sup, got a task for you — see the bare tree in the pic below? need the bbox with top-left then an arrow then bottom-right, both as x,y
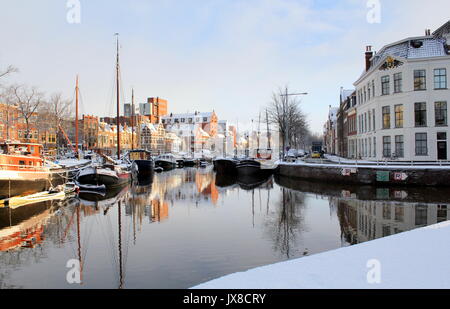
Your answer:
267,86 -> 310,157
0,65 -> 18,81
9,84 -> 45,142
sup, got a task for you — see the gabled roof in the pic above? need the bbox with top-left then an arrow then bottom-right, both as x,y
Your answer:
433,20 -> 450,38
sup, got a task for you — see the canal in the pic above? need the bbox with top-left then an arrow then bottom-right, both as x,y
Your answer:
0,167 -> 449,289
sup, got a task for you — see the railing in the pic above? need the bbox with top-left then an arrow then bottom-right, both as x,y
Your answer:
0,163 -> 49,172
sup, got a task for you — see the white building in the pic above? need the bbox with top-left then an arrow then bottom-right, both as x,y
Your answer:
354,21 -> 450,161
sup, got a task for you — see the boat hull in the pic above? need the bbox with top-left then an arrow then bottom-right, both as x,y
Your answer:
236,159 -> 273,178
77,167 -> 131,188
155,160 -> 176,171
214,159 -> 238,175
133,160 -> 154,176
0,169 -> 68,200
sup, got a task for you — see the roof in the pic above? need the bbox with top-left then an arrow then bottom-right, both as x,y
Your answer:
161,112 -> 214,120
340,89 -> 354,102
372,37 -> 447,67
433,20 -> 450,38
356,36 -> 448,84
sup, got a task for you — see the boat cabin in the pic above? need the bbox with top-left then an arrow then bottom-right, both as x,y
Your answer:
128,150 -> 152,161
0,142 -> 45,170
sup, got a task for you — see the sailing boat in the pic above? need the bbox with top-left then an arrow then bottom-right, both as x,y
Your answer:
77,34 -> 131,189
236,112 -> 274,179
256,109 -> 272,160
213,121 -> 239,175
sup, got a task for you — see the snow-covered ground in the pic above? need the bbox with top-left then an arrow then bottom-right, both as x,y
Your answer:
193,221 -> 450,289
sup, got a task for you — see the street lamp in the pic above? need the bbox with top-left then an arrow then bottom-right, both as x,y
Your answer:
279,89 -> 308,161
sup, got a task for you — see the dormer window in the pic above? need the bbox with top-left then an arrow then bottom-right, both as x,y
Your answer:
411,40 -> 423,48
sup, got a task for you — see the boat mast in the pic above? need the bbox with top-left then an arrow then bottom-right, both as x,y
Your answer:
115,33 -> 121,158
131,88 -> 135,151
76,206 -> 83,284
257,112 -> 261,155
266,109 -> 271,150
118,200 -> 124,289
75,75 -> 79,159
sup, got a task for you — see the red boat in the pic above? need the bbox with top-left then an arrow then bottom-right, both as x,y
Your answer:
0,142 -> 68,199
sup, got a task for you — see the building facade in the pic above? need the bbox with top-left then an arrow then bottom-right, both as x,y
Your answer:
353,23 -> 450,161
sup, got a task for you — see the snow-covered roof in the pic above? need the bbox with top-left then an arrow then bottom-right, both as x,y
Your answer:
340,89 -> 354,102
141,122 -> 157,132
355,26 -> 450,84
329,107 -> 339,121
371,37 -> 447,68
161,112 -> 214,120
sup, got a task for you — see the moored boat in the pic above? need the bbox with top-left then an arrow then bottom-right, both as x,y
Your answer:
236,158 -> 274,178
77,165 -> 131,189
214,157 -> 239,175
154,154 -> 177,171
0,142 -> 68,200
128,150 -> 154,176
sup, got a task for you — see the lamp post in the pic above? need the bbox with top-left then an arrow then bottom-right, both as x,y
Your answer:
280,89 -> 308,161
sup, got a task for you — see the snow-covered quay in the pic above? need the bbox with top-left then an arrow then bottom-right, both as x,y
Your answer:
193,221 -> 450,289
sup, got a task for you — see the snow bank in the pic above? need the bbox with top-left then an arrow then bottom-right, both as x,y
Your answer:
192,221 -> 450,289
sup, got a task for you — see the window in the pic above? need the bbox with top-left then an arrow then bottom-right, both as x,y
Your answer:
395,104 -> 404,128
414,70 -> 426,91
364,113 -> 367,132
434,68 -> 447,89
415,103 -> 427,127
394,73 -> 402,93
437,132 -> 447,141
415,133 -> 428,156
372,80 -> 375,97
203,117 -> 208,122
373,137 -> 377,157
372,109 -> 376,131
381,76 -> 390,95
435,101 -> 447,126
382,106 -> 390,129
383,136 -> 391,158
395,135 -> 404,158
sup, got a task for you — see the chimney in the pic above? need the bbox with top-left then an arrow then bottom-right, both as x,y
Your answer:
425,29 -> 431,36
365,46 -> 373,71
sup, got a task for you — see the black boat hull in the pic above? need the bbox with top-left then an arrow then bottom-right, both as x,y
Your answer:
155,160 -> 176,171
77,169 -> 131,189
0,169 -> 68,200
215,159 -> 238,175
236,159 -> 273,178
133,160 -> 154,175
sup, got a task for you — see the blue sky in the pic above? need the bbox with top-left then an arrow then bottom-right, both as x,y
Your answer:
1,0 -> 449,133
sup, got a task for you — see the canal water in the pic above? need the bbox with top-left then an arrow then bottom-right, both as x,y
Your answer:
1,167 -> 449,289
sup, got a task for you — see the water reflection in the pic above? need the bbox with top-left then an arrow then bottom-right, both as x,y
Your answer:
0,168 -> 449,288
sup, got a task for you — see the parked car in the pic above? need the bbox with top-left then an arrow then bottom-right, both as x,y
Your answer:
311,151 -> 321,159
